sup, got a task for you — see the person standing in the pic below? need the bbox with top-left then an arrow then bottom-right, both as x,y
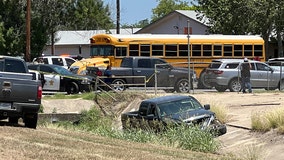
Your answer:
240,58 -> 252,93
104,65 -> 112,91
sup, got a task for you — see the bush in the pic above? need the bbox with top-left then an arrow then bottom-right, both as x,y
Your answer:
251,108 -> 284,133
209,102 -> 229,124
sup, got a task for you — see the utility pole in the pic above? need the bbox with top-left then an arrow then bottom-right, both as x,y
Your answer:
25,0 -> 31,62
116,0 -> 120,34
187,20 -> 191,93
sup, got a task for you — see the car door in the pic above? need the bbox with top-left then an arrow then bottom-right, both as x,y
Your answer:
132,59 -> 155,86
132,59 -> 170,87
250,62 -> 278,88
39,65 -> 61,91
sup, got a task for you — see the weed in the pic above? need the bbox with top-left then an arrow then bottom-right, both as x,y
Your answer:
210,102 -> 229,124
239,143 -> 266,160
251,108 -> 284,133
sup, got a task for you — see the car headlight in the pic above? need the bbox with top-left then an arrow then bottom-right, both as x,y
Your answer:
81,78 -> 91,84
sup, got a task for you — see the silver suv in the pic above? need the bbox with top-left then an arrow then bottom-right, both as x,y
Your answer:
204,59 -> 284,92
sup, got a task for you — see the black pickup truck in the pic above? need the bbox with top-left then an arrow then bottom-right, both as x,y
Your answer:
99,57 -> 196,93
0,56 -> 42,128
121,95 -> 227,136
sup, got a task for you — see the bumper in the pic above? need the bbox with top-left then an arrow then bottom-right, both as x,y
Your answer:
211,124 -> 227,136
0,102 -> 40,118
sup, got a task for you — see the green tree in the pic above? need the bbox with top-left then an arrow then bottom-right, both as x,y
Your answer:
0,0 -> 26,56
0,22 -> 6,53
152,0 -> 190,22
67,0 -> 114,31
121,19 -> 150,28
32,0 -> 75,56
193,0 -> 284,57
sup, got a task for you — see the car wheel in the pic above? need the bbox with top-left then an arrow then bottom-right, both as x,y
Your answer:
24,113 -> 38,129
175,79 -> 191,93
112,79 -> 126,92
9,117 -> 18,124
67,82 -> 79,94
83,84 -> 93,92
215,85 -> 227,92
228,78 -> 241,92
279,79 -> 284,91
198,70 -> 212,89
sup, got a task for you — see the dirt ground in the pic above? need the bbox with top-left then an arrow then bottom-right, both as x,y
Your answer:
190,91 -> 284,160
40,91 -> 284,159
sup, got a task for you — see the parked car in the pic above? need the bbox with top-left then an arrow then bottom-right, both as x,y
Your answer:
97,57 -> 196,93
204,59 -> 284,92
28,64 -> 95,94
32,56 -> 77,69
121,95 -> 227,136
267,57 -> 284,71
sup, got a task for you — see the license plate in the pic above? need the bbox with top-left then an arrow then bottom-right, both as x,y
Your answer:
0,102 -> 11,109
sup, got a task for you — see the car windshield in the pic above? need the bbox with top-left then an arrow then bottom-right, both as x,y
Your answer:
157,97 -> 203,117
53,65 -> 73,75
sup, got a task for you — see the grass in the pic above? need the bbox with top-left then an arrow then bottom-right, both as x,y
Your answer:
43,92 -> 95,100
209,102 -> 229,124
42,92 -> 223,153
238,144 -> 266,160
251,107 -> 284,133
49,108 -> 221,153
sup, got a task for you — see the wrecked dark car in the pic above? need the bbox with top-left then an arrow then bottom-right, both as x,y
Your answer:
121,95 -> 226,136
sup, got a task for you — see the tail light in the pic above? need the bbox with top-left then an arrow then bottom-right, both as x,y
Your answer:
96,70 -> 102,76
37,86 -> 42,99
213,70 -> 224,74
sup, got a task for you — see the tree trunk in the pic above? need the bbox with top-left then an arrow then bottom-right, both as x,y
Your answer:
277,30 -> 283,57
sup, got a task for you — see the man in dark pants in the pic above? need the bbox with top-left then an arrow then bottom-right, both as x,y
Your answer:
240,58 -> 252,93
104,65 -> 112,91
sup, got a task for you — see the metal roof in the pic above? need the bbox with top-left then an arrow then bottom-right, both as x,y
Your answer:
53,28 -> 141,45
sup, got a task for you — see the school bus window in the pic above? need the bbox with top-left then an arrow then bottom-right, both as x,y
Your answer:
192,44 -> 201,56
224,44 -> 233,57
213,45 -> 222,56
244,45 -> 253,56
179,44 -> 189,57
129,44 -> 139,56
115,47 -> 127,57
203,44 -> 212,57
141,44 -> 150,56
234,44 -> 242,57
254,45 -> 263,57
90,45 -> 113,56
165,44 -> 177,57
152,44 -> 163,56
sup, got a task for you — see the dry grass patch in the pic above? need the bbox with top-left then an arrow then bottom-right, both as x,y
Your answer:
251,107 -> 284,133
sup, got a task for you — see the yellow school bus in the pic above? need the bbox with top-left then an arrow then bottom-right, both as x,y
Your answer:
89,34 -> 265,88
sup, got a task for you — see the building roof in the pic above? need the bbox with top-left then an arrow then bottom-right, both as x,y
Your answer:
174,10 -> 209,25
135,10 -> 208,34
53,28 -> 141,45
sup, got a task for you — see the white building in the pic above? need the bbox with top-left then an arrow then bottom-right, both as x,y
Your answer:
42,28 -> 141,58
